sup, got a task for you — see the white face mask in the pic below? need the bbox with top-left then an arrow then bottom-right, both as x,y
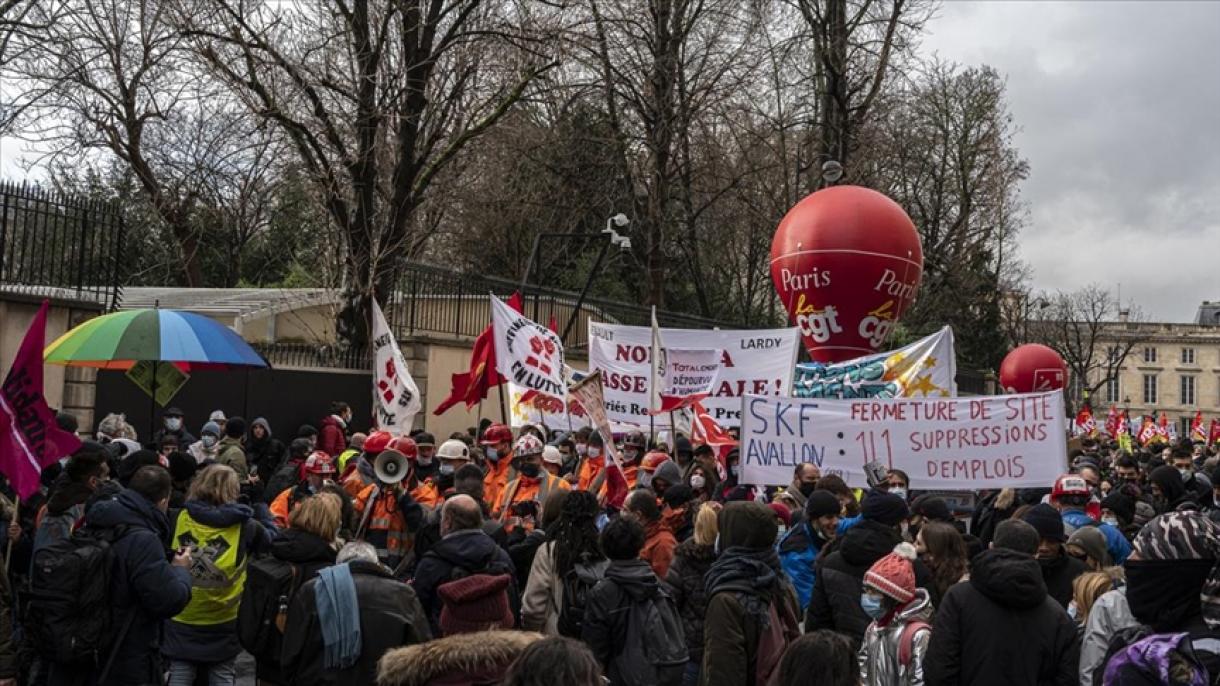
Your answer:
690,474 -> 706,490
588,447 -> 602,459
890,487 -> 907,500
730,464 -> 740,478
165,417 -> 182,431
1102,516 -> 1119,528
576,443 -> 588,457
202,435 -> 217,448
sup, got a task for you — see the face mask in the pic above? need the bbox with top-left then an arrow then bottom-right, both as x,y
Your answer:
588,447 -> 601,459
417,456 -> 433,467
625,449 -> 640,462
776,525 -> 787,540
730,464 -> 740,478
1180,468 -> 1192,480
890,487 -> 907,500
576,444 -> 588,457
165,418 -> 182,431
690,474 -> 706,490
202,435 -> 217,448
439,463 -> 455,476
1102,515 -> 1119,527
798,482 -> 817,497
485,447 -> 499,463
519,463 -> 541,478
638,472 -> 653,488
860,593 -> 886,620
1067,600 -> 1078,621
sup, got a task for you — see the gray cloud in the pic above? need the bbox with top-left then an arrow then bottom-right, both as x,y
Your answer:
922,0 -> 1220,322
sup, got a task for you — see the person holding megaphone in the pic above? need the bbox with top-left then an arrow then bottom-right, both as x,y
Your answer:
352,436 -> 425,569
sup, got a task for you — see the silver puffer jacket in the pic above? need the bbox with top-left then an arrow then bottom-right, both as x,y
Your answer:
858,588 -> 933,686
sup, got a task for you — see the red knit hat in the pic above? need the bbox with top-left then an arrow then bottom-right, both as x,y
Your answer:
437,573 -> 515,636
863,542 -> 918,604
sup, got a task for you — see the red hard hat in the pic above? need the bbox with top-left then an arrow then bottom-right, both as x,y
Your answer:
304,451 -> 336,476
389,436 -> 419,460
364,430 -> 394,454
1051,473 -> 1090,499
480,423 -> 513,446
641,451 -> 670,473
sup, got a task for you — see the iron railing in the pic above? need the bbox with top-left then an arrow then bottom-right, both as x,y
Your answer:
388,262 -> 742,350
0,181 -> 124,309
252,342 -> 371,370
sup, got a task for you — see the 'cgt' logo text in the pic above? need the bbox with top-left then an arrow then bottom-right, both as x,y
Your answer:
792,293 -> 842,343
858,300 -> 896,349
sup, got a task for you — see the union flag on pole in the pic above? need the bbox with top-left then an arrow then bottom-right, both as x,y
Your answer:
1137,417 -> 1158,446
1,301 -> 82,498
1210,418 -> 1220,445
1157,412 -> 1173,442
1104,405 -> 1120,439
1191,411 -> 1207,442
433,292 -> 523,415
1073,405 -> 1096,437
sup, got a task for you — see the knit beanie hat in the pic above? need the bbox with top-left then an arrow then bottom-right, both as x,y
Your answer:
653,460 -> 683,487
1022,503 -> 1066,543
1100,491 -> 1136,526
861,489 -> 909,526
863,542 -> 918,604
1133,501 -> 1156,528
767,502 -> 793,528
805,490 -> 842,520
168,451 -> 198,483
437,574 -> 515,636
201,421 -> 222,438
1066,526 -> 1111,567
911,495 -> 952,523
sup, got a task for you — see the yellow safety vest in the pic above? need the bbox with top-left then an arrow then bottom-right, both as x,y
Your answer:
171,511 -> 247,626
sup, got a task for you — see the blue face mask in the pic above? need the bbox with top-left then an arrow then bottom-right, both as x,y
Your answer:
485,447 -> 499,463
860,593 -> 886,620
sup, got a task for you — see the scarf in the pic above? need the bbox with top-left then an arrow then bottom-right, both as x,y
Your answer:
1129,511 -> 1220,629
315,563 -> 361,669
704,546 -> 783,628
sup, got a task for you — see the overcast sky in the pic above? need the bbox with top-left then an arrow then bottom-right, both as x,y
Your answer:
921,0 -> 1220,323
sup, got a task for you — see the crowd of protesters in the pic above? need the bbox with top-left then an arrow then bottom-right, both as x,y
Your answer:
0,404 -> 1217,685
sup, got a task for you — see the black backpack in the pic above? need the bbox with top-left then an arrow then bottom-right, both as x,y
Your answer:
557,556 -> 608,638
25,525 -> 130,668
237,556 -> 300,659
612,587 -> 687,686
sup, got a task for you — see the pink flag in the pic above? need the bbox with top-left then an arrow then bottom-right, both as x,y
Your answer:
0,301 -> 82,498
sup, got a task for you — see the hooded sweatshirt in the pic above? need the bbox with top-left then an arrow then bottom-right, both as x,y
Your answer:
581,558 -> 675,684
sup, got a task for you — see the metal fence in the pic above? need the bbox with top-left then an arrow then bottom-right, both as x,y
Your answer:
0,181 -> 124,309
388,261 -> 742,350
251,342 -> 371,370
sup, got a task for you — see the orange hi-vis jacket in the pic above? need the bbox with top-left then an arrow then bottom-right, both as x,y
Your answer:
483,453 -> 516,508
354,483 -> 411,562
495,471 -> 571,520
268,486 -> 299,528
343,468 -> 374,499
408,478 -> 442,509
577,455 -> 605,491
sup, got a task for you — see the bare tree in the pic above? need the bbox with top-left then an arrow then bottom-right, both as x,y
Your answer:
178,0 -> 558,344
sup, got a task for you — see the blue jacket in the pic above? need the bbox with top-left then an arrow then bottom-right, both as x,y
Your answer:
85,489 -> 193,685
777,521 -> 827,611
1062,509 -> 1132,564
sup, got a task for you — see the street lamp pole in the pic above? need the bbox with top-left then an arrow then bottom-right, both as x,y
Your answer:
561,214 -> 631,344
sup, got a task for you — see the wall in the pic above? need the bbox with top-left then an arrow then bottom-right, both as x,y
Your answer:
1099,322 -> 1220,432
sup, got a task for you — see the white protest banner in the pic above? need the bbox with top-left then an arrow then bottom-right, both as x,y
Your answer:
371,298 -> 422,433
739,390 -> 1067,490
569,370 -> 623,467
792,326 -> 956,399
492,294 -> 566,401
588,321 -> 800,429
652,347 -> 721,413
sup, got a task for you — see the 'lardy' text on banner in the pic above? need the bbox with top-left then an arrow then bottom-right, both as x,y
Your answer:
588,322 -> 799,429
739,390 -> 1067,490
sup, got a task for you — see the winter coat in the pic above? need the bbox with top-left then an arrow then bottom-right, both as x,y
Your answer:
1080,587 -> 1138,686
700,566 -> 800,686
249,528 -> 339,684
970,489 -> 1018,548
582,558 -> 681,686
265,457 -> 306,506
506,527 -> 547,592
859,588 -> 933,686
521,540 -> 562,634
1061,510 -> 1132,564
807,519 -> 933,645
777,520 -> 827,612
923,548 -> 1080,686
215,436 -> 249,480
81,489 -> 193,685
1101,631 -> 1220,686
162,500 -> 275,663
246,418 -> 287,479
281,559 -> 430,685
318,415 -> 347,459
665,538 -> 716,663
375,629 -> 543,686
1040,550 -> 1088,609
412,528 -> 518,636
641,519 -> 678,578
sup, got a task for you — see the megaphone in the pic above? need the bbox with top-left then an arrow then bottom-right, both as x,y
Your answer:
374,449 -> 410,484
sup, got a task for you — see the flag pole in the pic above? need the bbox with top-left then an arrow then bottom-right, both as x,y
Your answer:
498,383 -> 508,424
4,494 -> 18,573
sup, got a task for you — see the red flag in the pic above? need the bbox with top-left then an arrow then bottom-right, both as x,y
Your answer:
1191,411 -> 1206,442
689,399 -> 737,447
434,292 -> 523,415
1073,405 -> 1096,437
1137,417 -> 1158,446
0,301 -> 82,498
1158,411 -> 1173,441
1210,418 -> 1220,445
1104,405 -> 1119,439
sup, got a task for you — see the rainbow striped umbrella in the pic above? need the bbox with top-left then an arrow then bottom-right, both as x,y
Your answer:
43,308 -> 268,370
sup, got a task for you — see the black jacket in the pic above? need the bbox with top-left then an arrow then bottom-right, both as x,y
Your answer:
1039,549 -> 1087,609
82,489 -> 193,685
250,529 -> 338,683
582,558 -> 680,686
412,528 -> 518,636
805,519 -> 932,645
664,539 -> 716,663
246,418 -> 286,479
924,548 -> 1080,686
281,559 -> 430,685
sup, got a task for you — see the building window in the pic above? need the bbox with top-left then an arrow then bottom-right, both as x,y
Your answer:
1183,348 -> 1196,364
1144,347 -> 1157,363
1143,374 -> 1158,405
1105,377 -> 1120,404
1181,375 -> 1196,406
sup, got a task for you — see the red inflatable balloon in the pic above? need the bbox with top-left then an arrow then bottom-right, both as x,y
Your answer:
999,344 -> 1067,394
770,186 -> 923,363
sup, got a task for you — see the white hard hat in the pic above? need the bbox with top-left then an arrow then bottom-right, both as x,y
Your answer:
437,439 -> 471,461
514,434 -> 544,457
542,445 -> 563,465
